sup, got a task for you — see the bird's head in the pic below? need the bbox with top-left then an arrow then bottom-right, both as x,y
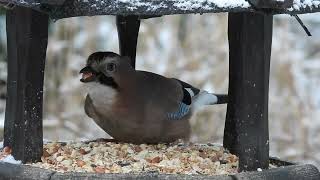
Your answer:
80,51 -> 132,89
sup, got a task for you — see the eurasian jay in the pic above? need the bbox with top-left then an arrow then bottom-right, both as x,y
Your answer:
80,52 -> 227,144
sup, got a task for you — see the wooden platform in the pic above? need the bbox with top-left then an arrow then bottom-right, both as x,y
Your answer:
0,160 -> 320,180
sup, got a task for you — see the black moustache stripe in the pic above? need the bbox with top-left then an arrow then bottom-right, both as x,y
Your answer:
98,74 -> 118,89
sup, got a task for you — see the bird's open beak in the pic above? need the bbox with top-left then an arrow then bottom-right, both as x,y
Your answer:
80,66 -> 96,83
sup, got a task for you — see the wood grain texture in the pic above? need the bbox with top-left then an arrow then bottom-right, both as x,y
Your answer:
224,12 -> 273,171
248,0 -> 293,9
2,0 -> 320,19
0,162 -> 319,180
4,6 -> 48,163
42,0 -> 65,5
0,0 -> 65,5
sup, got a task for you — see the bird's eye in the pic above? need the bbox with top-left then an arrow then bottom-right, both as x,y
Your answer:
106,63 -> 116,72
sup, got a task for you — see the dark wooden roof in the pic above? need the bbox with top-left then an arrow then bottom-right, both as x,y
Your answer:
1,0 -> 320,20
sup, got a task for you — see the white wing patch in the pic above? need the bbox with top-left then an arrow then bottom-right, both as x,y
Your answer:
185,88 -> 195,97
192,91 -> 218,110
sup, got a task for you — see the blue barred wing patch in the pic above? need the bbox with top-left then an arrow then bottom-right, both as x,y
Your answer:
167,102 -> 190,120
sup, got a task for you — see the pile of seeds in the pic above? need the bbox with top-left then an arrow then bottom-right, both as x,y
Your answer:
1,140 -> 239,175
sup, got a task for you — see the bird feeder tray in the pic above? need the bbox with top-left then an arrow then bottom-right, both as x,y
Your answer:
1,0 -> 320,179
0,140 -> 320,180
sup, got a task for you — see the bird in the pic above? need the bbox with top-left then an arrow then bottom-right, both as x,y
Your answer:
80,51 -> 227,144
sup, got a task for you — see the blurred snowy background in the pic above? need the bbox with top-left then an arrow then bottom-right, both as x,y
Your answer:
0,12 -> 319,168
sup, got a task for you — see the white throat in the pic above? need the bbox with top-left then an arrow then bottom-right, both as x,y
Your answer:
85,82 -> 117,108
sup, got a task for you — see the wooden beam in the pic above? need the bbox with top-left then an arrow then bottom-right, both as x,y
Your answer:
223,12 -> 273,171
4,6 -> 48,163
0,0 -> 65,5
0,162 -> 319,180
248,0 -> 293,9
3,0 -> 320,19
116,15 -> 140,68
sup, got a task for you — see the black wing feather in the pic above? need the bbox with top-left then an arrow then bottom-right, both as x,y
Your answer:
182,88 -> 192,105
172,78 -> 200,105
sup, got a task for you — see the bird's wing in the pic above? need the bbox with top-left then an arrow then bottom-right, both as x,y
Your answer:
164,78 -> 202,121
135,71 -> 193,121
172,78 -> 227,107
171,78 -> 200,105
166,101 -> 191,121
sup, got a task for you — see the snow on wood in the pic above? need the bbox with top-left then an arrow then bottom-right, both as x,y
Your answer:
1,155 -> 22,165
289,0 -> 320,11
172,0 -> 250,11
2,0 -> 320,19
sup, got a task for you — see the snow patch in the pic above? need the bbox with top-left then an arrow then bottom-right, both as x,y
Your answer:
288,0 -> 320,11
1,155 -> 22,165
74,0 -> 251,12
173,0 -> 250,10
257,168 -> 262,171
115,0 -> 165,11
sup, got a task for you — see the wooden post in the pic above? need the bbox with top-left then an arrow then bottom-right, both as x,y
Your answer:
4,7 -> 48,163
223,12 -> 273,171
116,15 -> 140,68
